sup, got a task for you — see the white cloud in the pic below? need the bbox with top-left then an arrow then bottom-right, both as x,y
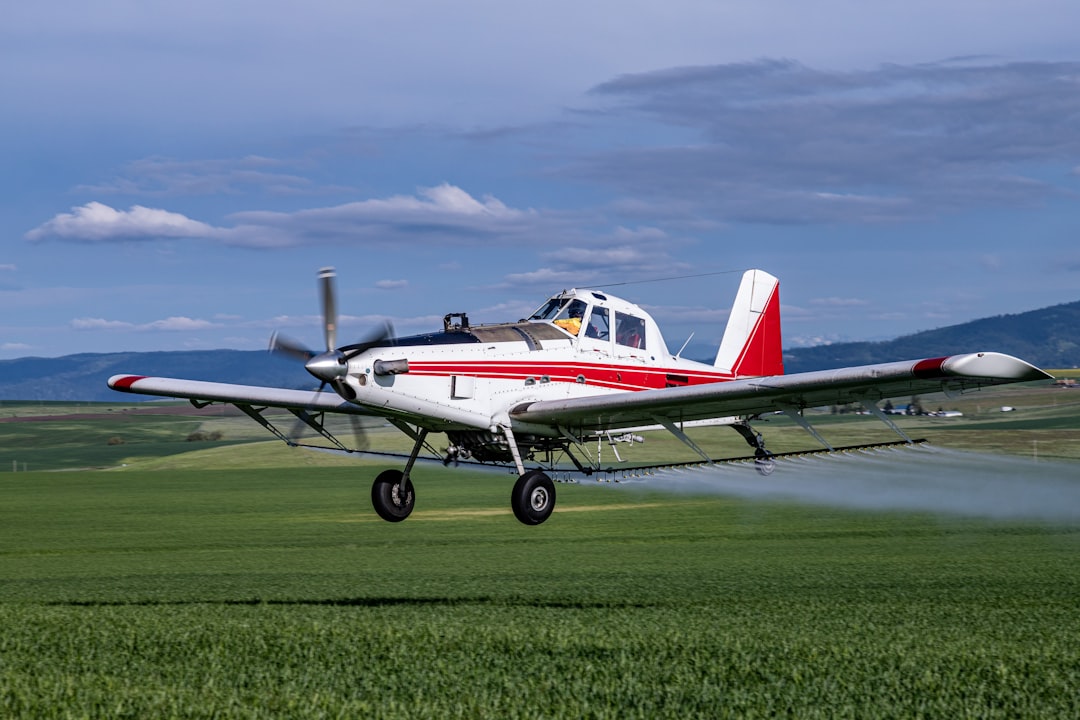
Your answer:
0,264 -> 15,271
70,316 -> 219,331
26,202 -> 220,243
375,279 -> 408,289
141,316 -> 219,331
1,342 -> 32,351
71,317 -> 135,330
26,185 -> 545,248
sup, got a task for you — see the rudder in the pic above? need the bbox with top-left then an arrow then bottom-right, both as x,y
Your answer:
714,269 -> 783,377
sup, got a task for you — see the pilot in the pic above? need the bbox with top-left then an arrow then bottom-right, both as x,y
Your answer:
616,316 -> 645,348
553,302 -> 585,335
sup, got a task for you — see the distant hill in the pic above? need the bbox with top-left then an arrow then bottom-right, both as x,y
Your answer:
783,300 -> 1080,373
2,300 -> 1078,401
0,350 -> 312,402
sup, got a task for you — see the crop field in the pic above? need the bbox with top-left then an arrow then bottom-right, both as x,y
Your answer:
1,383 -> 1079,717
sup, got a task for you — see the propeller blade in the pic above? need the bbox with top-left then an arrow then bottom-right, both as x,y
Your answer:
285,414 -> 308,445
269,331 -> 316,362
318,267 -> 337,351
341,320 -> 395,359
347,413 -> 369,451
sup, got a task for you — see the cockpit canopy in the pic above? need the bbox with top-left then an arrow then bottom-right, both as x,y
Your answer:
528,289 -> 659,353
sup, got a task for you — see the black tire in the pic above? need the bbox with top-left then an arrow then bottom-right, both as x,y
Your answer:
511,470 -> 556,525
371,469 -> 415,522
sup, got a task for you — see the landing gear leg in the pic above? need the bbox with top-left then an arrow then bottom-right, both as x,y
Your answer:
503,425 -> 556,525
371,428 -> 428,522
732,421 -> 775,476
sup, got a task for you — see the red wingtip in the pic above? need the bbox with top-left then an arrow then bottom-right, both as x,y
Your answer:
912,357 -> 948,379
109,375 -> 147,390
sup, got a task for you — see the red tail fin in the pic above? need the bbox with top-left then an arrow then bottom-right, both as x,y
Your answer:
714,269 -> 784,377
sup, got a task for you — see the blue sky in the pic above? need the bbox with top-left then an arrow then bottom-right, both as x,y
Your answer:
3,1 -> 1080,361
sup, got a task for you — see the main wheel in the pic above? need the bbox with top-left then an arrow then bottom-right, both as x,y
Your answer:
371,469 -> 415,522
511,470 -> 556,525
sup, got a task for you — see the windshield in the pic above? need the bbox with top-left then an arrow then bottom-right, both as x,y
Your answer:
529,297 -> 569,321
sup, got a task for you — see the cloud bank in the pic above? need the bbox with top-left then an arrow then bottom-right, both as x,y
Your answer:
577,58 -> 1080,224
26,184 -> 542,248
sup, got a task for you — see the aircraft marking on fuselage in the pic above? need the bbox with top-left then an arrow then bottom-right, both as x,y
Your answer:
404,360 -> 737,391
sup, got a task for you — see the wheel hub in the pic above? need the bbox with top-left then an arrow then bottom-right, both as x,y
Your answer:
530,487 -> 549,510
391,482 -> 411,507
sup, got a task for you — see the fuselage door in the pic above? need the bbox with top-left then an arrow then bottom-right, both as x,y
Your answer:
579,304 -> 612,357
613,310 -> 648,360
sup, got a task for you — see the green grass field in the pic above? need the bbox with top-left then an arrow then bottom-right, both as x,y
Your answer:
1,385 -> 1079,717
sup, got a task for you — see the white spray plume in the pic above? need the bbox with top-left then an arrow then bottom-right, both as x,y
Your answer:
616,445 -> 1080,522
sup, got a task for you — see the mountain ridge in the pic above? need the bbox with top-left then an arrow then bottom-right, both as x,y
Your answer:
2,300 -> 1077,401
781,299 -> 1080,374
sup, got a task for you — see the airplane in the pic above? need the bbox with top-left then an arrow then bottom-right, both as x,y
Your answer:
108,268 -> 1051,525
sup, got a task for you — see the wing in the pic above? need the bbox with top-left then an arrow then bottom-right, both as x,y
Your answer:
108,374 -> 371,414
108,373 -> 384,453
509,352 -> 1051,433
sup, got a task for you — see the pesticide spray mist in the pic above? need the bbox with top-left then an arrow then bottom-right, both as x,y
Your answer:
617,445 -> 1080,522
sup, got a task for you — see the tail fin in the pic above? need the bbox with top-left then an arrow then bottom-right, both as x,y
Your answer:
714,269 -> 784,377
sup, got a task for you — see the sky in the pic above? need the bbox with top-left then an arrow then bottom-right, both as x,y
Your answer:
3,1 -> 1080,361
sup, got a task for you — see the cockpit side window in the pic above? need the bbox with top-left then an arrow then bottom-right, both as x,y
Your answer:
584,306 -> 610,340
529,297 -> 567,321
615,312 -> 646,350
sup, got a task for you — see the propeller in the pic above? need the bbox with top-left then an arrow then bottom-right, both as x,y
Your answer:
268,267 -> 355,387
267,267 -> 394,451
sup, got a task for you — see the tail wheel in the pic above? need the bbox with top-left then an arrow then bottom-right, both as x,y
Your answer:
511,470 -> 556,525
371,469 -> 415,522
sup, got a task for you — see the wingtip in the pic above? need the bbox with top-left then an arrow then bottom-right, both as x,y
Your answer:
108,374 -> 147,390
940,352 -> 1053,381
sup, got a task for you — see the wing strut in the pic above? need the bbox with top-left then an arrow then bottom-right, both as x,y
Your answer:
234,404 -> 300,447
558,424 -> 597,466
233,403 -> 352,452
859,399 -> 914,443
653,415 -> 713,464
286,408 -> 352,452
779,405 -> 834,451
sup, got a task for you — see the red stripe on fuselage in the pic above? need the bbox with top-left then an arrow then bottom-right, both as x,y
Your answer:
406,360 -> 734,391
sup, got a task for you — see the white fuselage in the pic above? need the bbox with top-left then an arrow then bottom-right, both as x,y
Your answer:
341,288 -> 735,437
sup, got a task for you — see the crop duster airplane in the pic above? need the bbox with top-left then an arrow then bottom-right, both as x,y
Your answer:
109,268 -> 1050,525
